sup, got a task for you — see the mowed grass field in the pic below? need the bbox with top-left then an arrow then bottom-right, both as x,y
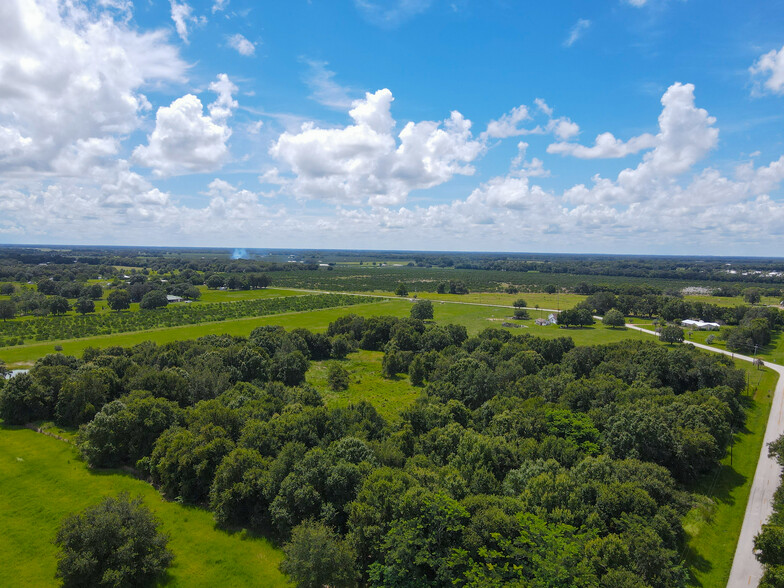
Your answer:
0,427 -> 287,587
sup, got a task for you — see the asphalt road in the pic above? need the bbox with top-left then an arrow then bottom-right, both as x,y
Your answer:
625,323 -> 784,588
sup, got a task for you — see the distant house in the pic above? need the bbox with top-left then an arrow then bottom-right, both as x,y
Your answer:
166,295 -> 184,303
682,319 -> 720,330
535,313 -> 559,327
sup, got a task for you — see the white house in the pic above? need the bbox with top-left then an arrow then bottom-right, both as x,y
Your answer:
166,295 -> 184,303
682,319 -> 720,330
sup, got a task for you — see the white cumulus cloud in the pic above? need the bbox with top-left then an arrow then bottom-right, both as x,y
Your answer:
0,0 -> 186,177
269,88 -> 484,206
133,74 -> 238,176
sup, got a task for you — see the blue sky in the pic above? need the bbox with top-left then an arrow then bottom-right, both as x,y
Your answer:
2,0 -> 784,255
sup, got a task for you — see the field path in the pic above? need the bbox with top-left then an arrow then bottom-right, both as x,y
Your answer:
626,323 -> 784,587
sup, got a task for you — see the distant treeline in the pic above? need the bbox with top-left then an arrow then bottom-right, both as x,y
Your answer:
3,246 -> 784,289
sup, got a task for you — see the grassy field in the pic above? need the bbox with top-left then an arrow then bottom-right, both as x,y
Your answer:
683,363 -> 779,587
0,427 -> 287,587
307,350 -> 420,421
0,299 -> 656,369
358,290 -> 586,310
683,295 -> 781,308
196,287 -> 301,303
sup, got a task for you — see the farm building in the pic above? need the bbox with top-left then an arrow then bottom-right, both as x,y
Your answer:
682,319 -> 720,330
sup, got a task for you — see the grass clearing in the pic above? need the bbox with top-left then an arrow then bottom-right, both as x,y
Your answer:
307,350 -> 420,421
0,427 -> 287,587
683,364 -> 779,587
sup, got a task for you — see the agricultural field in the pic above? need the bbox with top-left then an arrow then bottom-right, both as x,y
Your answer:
0,293 -> 373,348
0,428 -> 287,587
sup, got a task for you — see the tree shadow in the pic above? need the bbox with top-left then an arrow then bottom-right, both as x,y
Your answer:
682,542 -> 711,587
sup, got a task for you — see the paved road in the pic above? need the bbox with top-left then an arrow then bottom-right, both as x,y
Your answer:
625,323 -> 784,587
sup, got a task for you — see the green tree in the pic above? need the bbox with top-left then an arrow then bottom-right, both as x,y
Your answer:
327,362 -> 350,391
576,308 -> 594,327
603,308 -> 625,328
410,299 -> 434,320
395,283 -> 409,297
205,274 -> 225,289
140,290 -> 168,310
744,288 -> 762,305
280,521 -> 359,588
0,282 -> 15,295
54,493 -> 172,588
74,296 -> 95,315
49,296 -> 70,315
0,299 -> 16,321
0,372 -> 53,424
513,298 -> 527,308
513,308 -> 530,320
107,289 -> 131,312
660,325 -> 684,345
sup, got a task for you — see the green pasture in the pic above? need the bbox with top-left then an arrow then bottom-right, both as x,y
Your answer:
307,350 -> 420,421
362,290 -> 586,310
683,294 -> 781,308
0,428 -> 287,587
196,287 -> 301,303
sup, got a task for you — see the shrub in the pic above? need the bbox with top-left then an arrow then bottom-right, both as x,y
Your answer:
327,363 -> 350,391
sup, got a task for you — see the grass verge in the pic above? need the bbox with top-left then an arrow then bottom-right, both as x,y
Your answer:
682,364 -> 779,587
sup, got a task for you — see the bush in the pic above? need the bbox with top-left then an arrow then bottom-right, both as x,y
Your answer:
326,363 -> 350,391
513,298 -> 527,308
280,521 -> 358,588
513,309 -> 530,320
395,283 -> 409,297
54,493 -> 172,588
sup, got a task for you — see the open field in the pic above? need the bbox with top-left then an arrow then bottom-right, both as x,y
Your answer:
683,363 -> 778,587
0,299 -> 647,368
683,295 -> 781,308
0,427 -> 287,587
307,350 -> 420,421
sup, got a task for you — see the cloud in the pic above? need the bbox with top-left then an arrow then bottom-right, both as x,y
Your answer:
212,0 -> 229,12
269,88 -> 484,206
354,0 -> 433,27
0,0 -> 186,178
548,132 -> 658,159
750,45 -> 784,95
482,105 -> 531,139
302,60 -> 354,109
317,81 -> 760,254
227,33 -> 255,56
624,0 -> 648,6
170,0 -> 205,43
133,74 -> 238,176
564,18 -> 591,47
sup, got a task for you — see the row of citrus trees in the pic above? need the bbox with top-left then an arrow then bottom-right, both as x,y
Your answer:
0,294 -> 375,347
